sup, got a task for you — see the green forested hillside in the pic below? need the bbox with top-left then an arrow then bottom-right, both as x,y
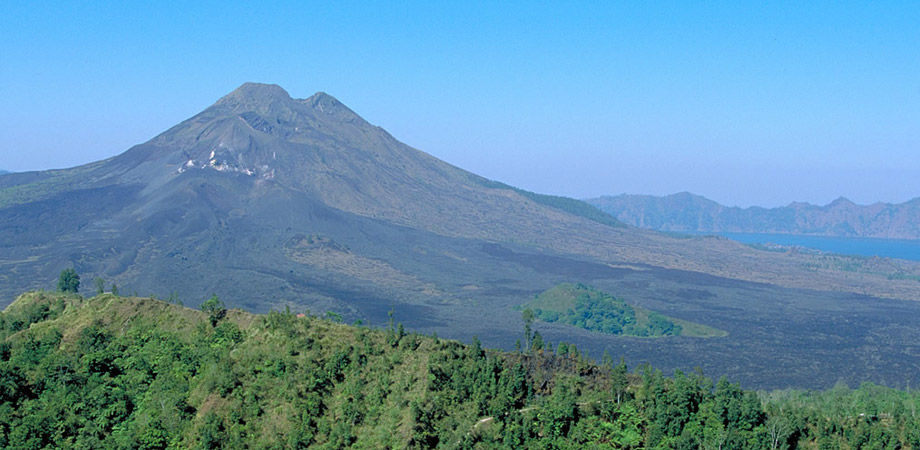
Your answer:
1,291 -> 918,449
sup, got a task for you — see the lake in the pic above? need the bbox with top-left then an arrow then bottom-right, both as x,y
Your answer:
685,232 -> 920,262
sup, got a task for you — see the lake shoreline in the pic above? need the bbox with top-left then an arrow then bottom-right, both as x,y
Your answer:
676,231 -> 920,262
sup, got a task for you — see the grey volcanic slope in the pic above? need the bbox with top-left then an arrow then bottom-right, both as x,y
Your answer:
2,83 -> 920,389
588,192 -> 920,239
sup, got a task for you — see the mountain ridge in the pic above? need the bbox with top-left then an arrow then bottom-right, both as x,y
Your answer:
587,192 -> 920,240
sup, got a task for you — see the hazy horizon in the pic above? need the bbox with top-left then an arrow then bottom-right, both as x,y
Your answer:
2,2 -> 917,208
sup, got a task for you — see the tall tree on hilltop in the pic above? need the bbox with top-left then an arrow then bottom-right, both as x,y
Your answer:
93,277 -> 105,295
522,308 -> 535,351
200,294 -> 226,327
57,268 -> 80,293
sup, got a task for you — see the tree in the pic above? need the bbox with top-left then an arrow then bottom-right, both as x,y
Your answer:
557,342 -> 569,356
766,415 -> 792,450
57,268 -> 80,293
522,308 -> 535,351
531,330 -> 544,352
200,294 -> 226,327
93,277 -> 105,295
541,378 -> 577,438
612,357 -> 629,404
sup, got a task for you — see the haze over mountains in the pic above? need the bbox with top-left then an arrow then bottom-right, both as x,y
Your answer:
588,192 -> 920,239
2,83 -> 920,388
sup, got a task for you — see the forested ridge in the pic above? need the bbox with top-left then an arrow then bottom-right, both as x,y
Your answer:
1,291 -> 918,449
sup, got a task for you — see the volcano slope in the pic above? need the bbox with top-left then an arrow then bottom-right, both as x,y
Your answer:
2,83 -> 919,389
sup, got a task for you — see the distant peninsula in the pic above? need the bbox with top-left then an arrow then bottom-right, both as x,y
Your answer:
587,192 -> 920,240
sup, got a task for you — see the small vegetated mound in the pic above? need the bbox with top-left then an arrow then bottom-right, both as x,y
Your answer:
522,283 -> 725,337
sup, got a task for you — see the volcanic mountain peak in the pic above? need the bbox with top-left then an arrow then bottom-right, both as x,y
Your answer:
210,83 -> 361,124
216,82 -> 292,108
306,90 -> 334,103
110,83 -> 388,187
302,91 -> 364,123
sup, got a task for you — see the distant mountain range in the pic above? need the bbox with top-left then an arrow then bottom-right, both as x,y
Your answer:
587,192 -> 920,240
0,170 -> 10,175
3,83 -> 920,388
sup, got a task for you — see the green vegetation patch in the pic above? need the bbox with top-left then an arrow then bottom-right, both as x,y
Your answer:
523,283 -> 725,338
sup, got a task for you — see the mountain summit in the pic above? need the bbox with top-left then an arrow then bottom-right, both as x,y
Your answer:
100,83 -> 621,244
212,83 -> 363,125
217,82 -> 292,107
2,83 -> 920,388
1,82 -> 637,308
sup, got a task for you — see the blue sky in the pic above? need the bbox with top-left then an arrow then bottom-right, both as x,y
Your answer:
1,2 -> 917,207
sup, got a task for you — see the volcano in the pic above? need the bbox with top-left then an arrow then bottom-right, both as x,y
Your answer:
2,83 -> 920,388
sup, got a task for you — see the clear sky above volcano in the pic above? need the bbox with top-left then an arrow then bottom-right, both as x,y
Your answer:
1,2 -> 918,207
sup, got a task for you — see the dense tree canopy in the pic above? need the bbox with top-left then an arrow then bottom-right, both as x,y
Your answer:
0,291 -> 917,449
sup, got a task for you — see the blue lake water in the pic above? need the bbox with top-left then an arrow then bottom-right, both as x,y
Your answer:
684,232 -> 920,262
